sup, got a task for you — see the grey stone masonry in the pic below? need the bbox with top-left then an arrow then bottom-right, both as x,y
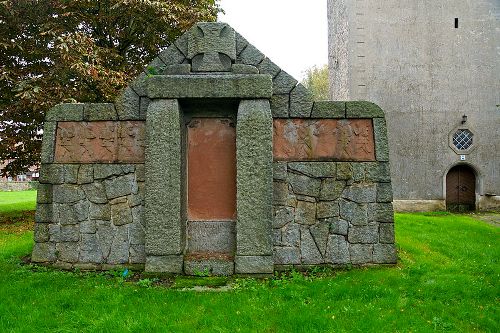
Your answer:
236,99 -> 274,273
272,160 -> 396,267
34,22 -> 395,274
32,164 -> 145,268
144,99 -> 183,273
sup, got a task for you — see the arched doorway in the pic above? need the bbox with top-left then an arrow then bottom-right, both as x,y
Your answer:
446,165 -> 476,212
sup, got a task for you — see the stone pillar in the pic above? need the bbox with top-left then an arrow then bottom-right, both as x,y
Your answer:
144,99 -> 183,273
235,99 -> 274,273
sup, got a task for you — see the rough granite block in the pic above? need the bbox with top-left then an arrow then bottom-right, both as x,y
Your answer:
316,201 -> 340,219
77,165 -> 94,184
281,223 -> 300,247
310,222 -> 330,256
342,183 -> 377,203
348,224 -> 379,244
174,31 -> 189,56
273,247 -> 301,265
40,121 -> 57,163
349,244 -> 373,264
56,242 -> 79,263
104,174 -> 135,200
32,242 -> 56,262
37,184 -> 53,204
157,45 -> 186,65
379,223 -> 395,243
146,255 -> 183,273
311,101 -> 346,118
329,218 -> 348,235
83,103 -> 117,121
373,118 -> 390,162
82,182 -> 107,204
373,243 -> 397,264
273,162 -> 287,181
232,64 -> 259,74
289,83 -> 313,117
235,255 -> 274,274
339,200 -> 368,226
129,72 -> 148,97
236,99 -> 273,257
235,32 -> 248,55
147,74 -> 272,99
239,43 -> 265,66
346,101 -> 384,118
336,163 -> 353,180
320,179 -> 345,200
115,87 -> 140,120
273,206 -> 294,228
34,224 -> 50,242
53,184 -> 85,204
80,233 -> 103,263
270,94 -> 289,117
273,70 -> 298,95
46,103 -> 84,121
294,201 -> 316,225
163,64 -> 191,75
257,58 -> 280,78
145,99 -> 183,257
377,183 -> 393,203
326,234 -> 349,264
288,172 -> 321,197
93,164 -> 123,179
375,203 -> 395,223
288,162 -> 336,178
300,228 -> 323,264
39,164 -> 65,184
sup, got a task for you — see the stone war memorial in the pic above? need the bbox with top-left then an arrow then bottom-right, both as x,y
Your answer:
32,22 -> 396,275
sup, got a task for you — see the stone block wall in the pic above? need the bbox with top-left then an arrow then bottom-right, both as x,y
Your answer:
272,161 -> 396,268
33,163 -> 145,269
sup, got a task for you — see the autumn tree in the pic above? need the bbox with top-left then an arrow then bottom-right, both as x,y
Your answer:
301,64 -> 330,101
0,0 -> 220,176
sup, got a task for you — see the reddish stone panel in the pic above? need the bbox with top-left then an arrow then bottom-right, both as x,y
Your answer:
187,118 -> 237,221
54,121 -> 145,163
273,119 -> 376,161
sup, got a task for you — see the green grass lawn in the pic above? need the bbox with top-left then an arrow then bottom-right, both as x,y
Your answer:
0,190 -> 37,213
0,191 -> 498,332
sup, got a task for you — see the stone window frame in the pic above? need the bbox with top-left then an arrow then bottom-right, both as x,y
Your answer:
448,125 -> 477,155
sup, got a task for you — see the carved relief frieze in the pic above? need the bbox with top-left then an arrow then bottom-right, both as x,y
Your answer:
54,121 -> 145,163
273,119 -> 376,161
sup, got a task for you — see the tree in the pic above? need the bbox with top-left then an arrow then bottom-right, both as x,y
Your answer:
301,64 -> 330,101
0,0 -> 220,176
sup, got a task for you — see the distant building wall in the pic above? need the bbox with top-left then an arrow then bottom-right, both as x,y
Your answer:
328,0 -> 500,210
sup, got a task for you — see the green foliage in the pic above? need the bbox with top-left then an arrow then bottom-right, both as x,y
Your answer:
0,0 -> 221,176
137,278 -> 159,288
301,64 -> 330,101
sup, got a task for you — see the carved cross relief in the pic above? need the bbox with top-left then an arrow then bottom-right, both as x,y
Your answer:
187,22 -> 236,72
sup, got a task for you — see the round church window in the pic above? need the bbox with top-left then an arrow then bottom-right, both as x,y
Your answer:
452,129 -> 473,150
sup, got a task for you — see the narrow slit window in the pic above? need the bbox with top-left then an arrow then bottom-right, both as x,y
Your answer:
455,18 -> 459,28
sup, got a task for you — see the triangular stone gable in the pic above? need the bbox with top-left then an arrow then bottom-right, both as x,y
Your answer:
115,22 -> 313,120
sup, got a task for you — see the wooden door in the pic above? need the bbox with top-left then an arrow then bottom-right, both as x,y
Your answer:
446,165 -> 476,211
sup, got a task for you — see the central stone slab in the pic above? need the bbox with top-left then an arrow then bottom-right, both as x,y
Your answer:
187,117 -> 236,220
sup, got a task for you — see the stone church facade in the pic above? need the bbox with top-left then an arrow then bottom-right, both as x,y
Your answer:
32,23 -> 396,274
328,0 -> 500,211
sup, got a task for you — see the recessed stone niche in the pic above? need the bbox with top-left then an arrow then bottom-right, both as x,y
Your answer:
33,22 -> 396,275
